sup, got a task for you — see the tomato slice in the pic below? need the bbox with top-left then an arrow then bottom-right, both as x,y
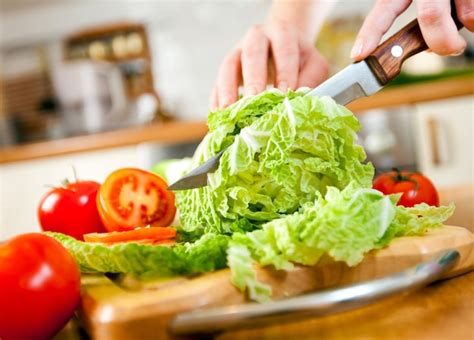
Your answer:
84,227 -> 176,244
97,168 -> 176,231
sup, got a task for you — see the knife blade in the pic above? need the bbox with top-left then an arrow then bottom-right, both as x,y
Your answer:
167,150 -> 225,191
167,61 -> 381,191
168,11 -> 462,191
169,250 -> 459,335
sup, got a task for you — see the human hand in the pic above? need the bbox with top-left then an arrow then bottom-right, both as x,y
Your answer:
211,20 -> 328,109
351,0 -> 474,61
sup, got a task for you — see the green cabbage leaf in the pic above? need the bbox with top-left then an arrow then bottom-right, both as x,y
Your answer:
176,91 -> 374,235
227,184 -> 454,302
46,232 -> 229,279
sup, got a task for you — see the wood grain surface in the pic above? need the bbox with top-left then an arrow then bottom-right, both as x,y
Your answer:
218,271 -> 474,340
366,20 -> 427,85
0,121 -> 208,164
79,225 -> 473,340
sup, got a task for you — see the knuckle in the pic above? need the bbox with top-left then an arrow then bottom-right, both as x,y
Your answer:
308,55 -> 329,81
459,7 -> 474,26
268,20 -> 296,41
247,24 -> 264,36
241,43 -> 265,60
318,59 -> 330,79
219,88 -> 235,103
273,20 -> 291,31
418,4 -> 442,26
429,41 -> 463,55
274,45 -> 298,58
276,71 -> 293,84
222,50 -> 240,66
244,81 -> 265,89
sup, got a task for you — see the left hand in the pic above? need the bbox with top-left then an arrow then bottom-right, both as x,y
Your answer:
351,0 -> 474,60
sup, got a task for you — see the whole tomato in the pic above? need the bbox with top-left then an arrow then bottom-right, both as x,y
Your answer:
38,180 -> 105,240
373,169 -> 439,207
0,233 -> 81,340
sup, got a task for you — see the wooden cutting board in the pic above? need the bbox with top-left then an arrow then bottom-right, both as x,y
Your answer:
79,225 -> 474,340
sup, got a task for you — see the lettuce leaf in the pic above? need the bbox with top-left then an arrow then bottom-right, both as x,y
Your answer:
227,184 -> 454,302
47,232 -> 230,279
376,202 -> 455,248
176,91 -> 374,236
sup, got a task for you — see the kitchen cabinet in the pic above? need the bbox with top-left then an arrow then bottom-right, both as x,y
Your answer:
414,95 -> 474,188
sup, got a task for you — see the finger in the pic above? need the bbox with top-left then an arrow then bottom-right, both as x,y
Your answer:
456,0 -> 474,31
241,25 -> 270,96
351,0 -> 412,61
297,49 -> 329,88
216,49 -> 242,108
267,21 -> 299,91
417,0 -> 466,55
210,86 -> 218,110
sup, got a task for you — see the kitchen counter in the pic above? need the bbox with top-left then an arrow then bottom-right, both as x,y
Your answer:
0,121 -> 208,164
218,270 -> 474,340
51,184 -> 473,340
219,185 -> 474,340
1,74 -> 473,165
56,261 -> 473,340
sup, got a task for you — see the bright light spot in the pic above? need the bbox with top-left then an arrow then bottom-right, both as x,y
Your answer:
391,45 -> 403,58
41,194 -> 59,212
29,263 -> 53,289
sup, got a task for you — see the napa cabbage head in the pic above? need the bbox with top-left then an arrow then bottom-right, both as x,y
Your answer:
176,89 -> 374,234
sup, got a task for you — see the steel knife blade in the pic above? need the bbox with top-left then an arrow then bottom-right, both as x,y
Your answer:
167,60 -> 382,191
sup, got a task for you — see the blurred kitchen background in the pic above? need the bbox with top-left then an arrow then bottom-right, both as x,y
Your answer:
0,0 -> 473,238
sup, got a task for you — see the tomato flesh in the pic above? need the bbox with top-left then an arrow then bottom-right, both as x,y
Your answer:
373,170 -> 439,207
84,227 -> 177,244
97,168 -> 176,231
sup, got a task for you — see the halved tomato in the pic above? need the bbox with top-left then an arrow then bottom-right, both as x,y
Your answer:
97,168 -> 176,231
84,227 -> 176,244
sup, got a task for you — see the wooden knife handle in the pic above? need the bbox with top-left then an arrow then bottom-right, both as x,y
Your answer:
366,1 -> 463,85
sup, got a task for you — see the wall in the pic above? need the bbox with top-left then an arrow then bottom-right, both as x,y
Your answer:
0,146 -> 139,239
1,0 -> 396,121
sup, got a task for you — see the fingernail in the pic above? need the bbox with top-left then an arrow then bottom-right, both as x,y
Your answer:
278,81 -> 288,92
244,86 -> 258,96
350,39 -> 364,60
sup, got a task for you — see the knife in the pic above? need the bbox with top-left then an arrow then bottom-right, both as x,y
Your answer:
169,250 -> 459,335
169,10 -> 462,191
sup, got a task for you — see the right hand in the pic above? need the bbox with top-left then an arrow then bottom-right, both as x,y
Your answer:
351,0 -> 474,61
211,20 -> 328,109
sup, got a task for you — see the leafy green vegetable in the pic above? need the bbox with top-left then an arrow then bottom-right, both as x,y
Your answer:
51,89 -> 454,300
227,184 -> 454,302
376,202 -> 455,248
176,91 -> 374,236
47,232 -> 230,279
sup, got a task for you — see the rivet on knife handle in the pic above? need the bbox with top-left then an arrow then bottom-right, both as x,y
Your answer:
365,0 -> 463,85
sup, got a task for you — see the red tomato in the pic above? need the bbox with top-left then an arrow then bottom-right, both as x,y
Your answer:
373,169 -> 439,207
0,233 -> 81,340
38,180 -> 106,240
97,168 -> 176,232
84,227 -> 176,244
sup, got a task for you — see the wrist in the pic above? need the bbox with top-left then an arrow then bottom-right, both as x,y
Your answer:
267,0 -> 334,45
